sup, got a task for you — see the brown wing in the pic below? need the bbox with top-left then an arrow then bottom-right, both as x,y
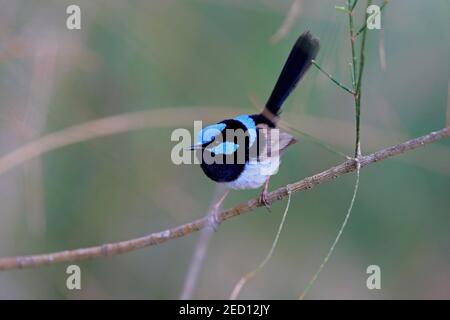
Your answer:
248,124 -> 297,162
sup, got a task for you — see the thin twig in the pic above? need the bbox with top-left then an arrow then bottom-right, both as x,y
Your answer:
0,126 -> 448,271
348,0 -> 358,91
354,0 -> 373,157
299,159 -> 361,299
298,1 -> 369,297
229,190 -> 292,300
312,60 -> 356,95
349,63 -> 356,90
298,0 -> 387,297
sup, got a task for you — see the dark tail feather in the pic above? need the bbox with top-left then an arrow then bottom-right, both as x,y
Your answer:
263,31 -> 319,122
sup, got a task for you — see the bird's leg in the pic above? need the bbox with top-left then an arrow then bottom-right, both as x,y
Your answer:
207,189 -> 230,231
259,177 -> 272,212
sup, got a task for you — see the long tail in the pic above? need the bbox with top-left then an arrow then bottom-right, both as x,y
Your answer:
262,31 -> 319,125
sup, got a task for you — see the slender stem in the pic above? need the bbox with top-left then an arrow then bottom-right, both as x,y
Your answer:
312,60 -> 356,95
300,0 -> 379,298
349,63 -> 356,90
0,126 -> 448,271
299,160 -> 361,299
354,0 -> 373,157
229,190 -> 292,300
348,0 -> 357,90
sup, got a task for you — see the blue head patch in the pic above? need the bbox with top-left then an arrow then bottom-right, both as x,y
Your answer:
197,123 -> 226,145
234,115 -> 257,147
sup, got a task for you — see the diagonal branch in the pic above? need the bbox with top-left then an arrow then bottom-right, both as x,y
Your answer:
0,126 -> 448,271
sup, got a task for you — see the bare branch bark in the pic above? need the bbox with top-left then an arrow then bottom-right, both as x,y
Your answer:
0,126 -> 448,271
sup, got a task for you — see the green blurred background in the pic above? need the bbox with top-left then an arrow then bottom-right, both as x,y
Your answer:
0,0 -> 449,299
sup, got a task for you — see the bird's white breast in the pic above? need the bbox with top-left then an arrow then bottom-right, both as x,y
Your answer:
224,157 -> 280,190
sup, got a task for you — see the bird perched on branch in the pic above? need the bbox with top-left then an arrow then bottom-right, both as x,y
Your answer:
189,31 -> 319,223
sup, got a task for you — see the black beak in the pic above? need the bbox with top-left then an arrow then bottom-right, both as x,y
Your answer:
187,144 -> 203,151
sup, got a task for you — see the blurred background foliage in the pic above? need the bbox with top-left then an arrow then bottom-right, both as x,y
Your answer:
0,0 -> 449,299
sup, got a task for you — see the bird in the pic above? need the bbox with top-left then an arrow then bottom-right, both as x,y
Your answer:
189,31 -> 319,222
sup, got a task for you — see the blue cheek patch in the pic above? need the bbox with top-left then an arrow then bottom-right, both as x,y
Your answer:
208,142 -> 239,155
234,115 -> 257,147
197,123 -> 226,145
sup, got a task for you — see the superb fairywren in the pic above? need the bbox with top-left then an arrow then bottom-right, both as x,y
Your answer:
190,31 -> 319,213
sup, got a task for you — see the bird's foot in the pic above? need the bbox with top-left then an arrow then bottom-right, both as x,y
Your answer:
206,212 -> 220,232
259,190 -> 272,212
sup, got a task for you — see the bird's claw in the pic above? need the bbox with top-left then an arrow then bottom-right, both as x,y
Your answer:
206,212 -> 220,232
259,191 -> 272,212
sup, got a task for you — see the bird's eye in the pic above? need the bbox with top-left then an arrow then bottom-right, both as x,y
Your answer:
211,151 -> 216,157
